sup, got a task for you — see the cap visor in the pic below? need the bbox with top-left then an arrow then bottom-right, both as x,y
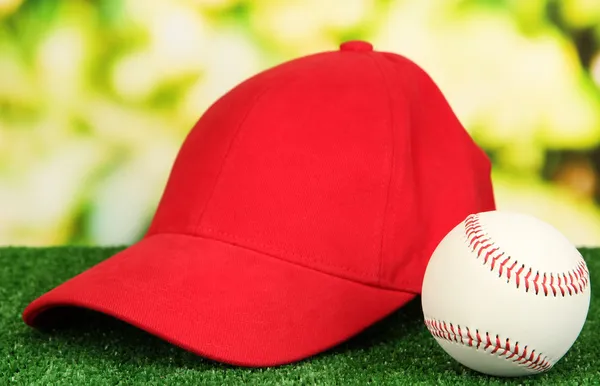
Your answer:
22,233 -> 414,366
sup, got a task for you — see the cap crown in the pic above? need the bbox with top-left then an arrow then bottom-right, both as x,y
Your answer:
147,46 -> 495,292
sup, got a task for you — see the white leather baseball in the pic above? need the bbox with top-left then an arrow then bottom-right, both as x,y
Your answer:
421,210 -> 591,377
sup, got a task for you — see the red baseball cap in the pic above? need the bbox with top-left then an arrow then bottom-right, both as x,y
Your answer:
22,40 -> 496,366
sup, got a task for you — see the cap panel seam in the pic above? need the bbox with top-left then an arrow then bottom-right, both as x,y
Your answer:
367,53 -> 397,287
192,85 -> 276,232
193,55 -> 334,233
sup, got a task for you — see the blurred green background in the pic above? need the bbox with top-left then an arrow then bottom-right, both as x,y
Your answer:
1,0 -> 600,247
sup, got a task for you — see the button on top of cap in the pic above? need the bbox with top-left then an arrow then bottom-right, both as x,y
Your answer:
339,40 -> 373,52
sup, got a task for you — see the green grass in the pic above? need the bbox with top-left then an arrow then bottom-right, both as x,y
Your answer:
1,246 -> 598,385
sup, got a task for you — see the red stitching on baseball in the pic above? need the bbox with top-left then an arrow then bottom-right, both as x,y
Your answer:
464,214 -> 590,297
424,318 -> 553,372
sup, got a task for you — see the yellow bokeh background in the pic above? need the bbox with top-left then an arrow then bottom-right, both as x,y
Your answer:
1,0 -> 600,247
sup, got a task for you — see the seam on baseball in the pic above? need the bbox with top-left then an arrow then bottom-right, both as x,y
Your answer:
463,214 -> 590,297
424,317 -> 553,372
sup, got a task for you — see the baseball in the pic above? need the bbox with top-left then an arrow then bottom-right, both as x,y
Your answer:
421,210 -> 591,377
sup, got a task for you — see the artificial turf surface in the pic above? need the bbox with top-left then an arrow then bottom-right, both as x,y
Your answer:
1,246 -> 598,385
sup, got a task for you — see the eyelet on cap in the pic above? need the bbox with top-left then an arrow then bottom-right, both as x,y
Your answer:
339,40 -> 373,52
